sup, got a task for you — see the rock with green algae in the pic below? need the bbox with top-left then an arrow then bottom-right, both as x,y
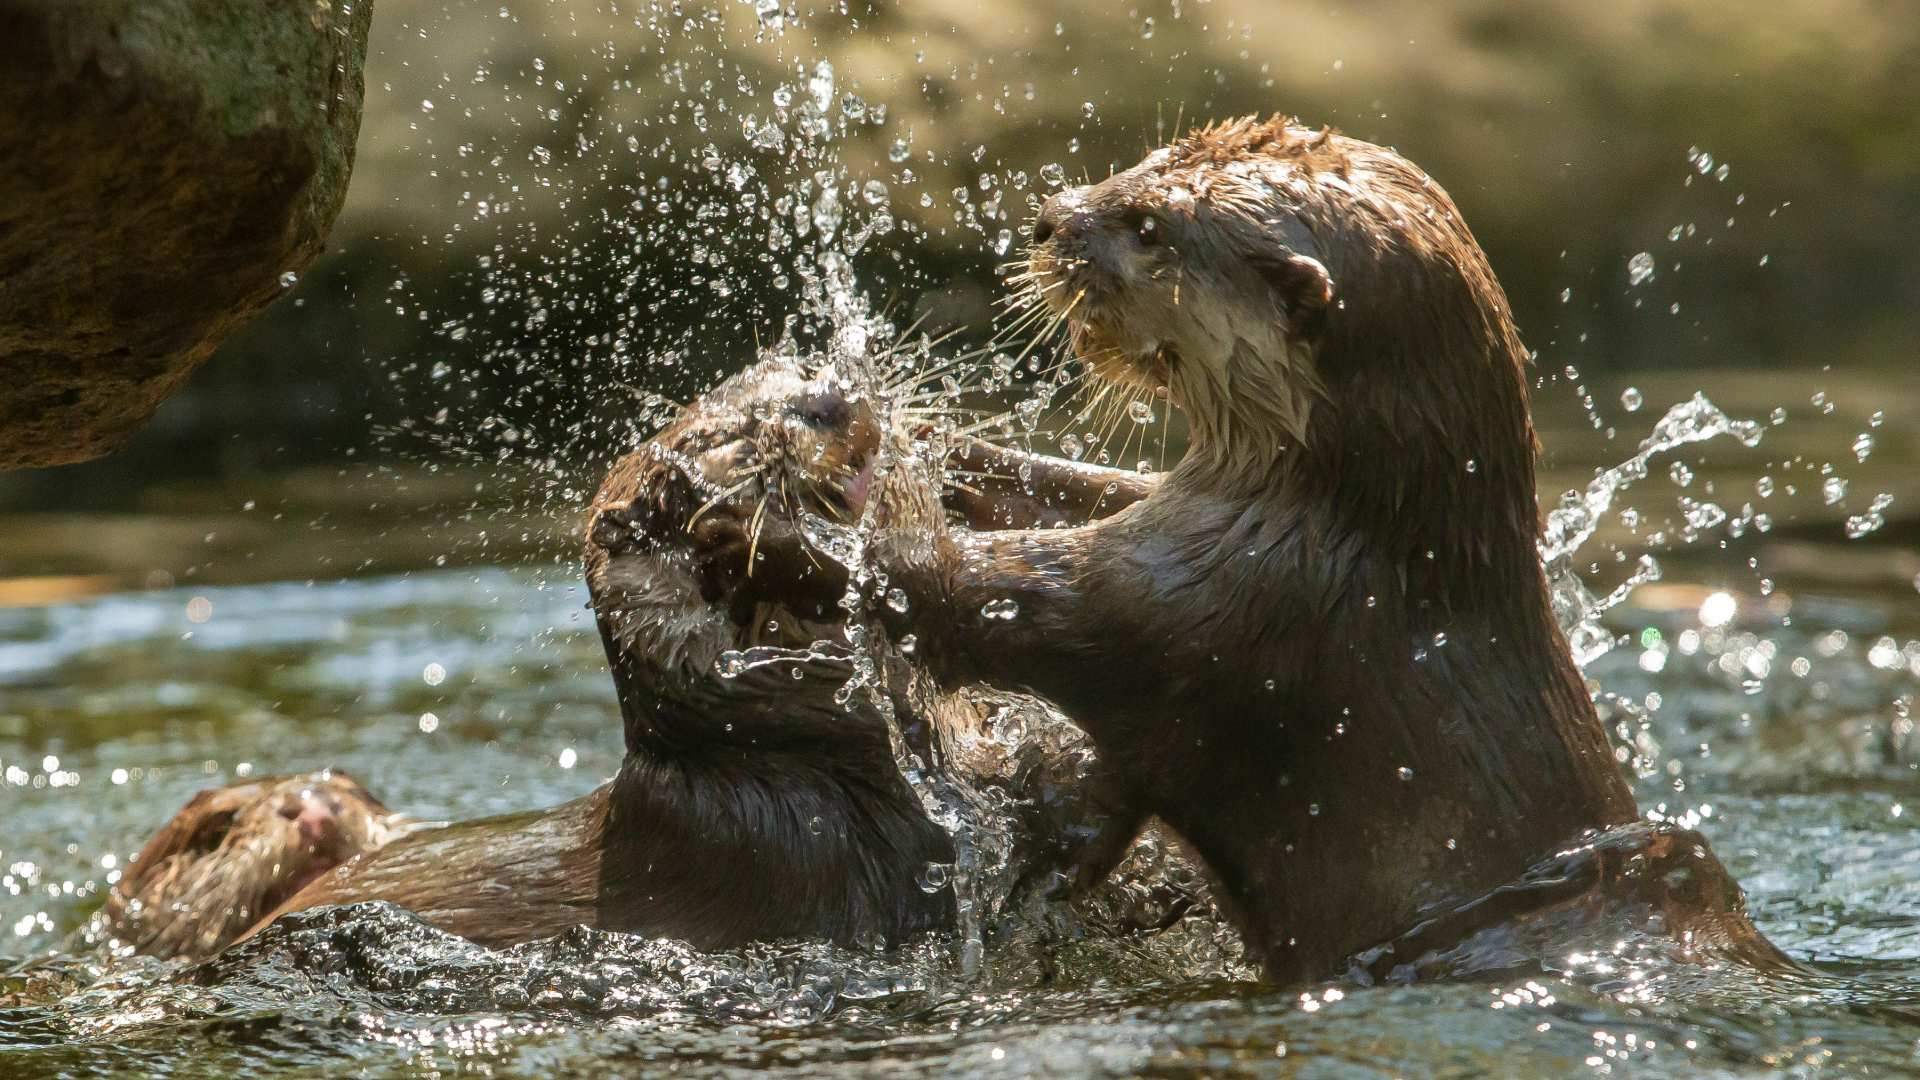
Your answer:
0,0 -> 373,470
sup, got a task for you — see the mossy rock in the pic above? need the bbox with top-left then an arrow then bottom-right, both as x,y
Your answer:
0,0 -> 373,469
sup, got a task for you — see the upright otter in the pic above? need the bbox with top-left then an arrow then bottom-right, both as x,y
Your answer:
700,118 -> 1782,983
108,352 -> 1147,959
238,356 -> 961,950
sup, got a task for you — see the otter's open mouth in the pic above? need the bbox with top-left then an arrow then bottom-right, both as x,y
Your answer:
783,405 -> 883,524
1065,314 -> 1176,393
838,455 -> 878,519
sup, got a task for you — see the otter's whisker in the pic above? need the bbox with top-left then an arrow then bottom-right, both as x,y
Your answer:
1110,386 -> 1153,475
745,496 -> 769,577
942,478 -> 986,499
1158,409 -> 1170,473
688,475 -> 760,529
951,415 -> 1021,439
810,480 -> 850,522
1053,380 -> 1112,444
1097,384 -> 1133,453
992,297 -> 1054,341
1006,288 -> 1084,371
886,355 -> 981,397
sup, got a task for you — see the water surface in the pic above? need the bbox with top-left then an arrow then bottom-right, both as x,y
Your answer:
3,558 -> 1918,1076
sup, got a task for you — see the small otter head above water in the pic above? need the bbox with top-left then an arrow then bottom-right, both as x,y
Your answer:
588,354 -> 935,575
1028,116 -> 1531,477
99,770 -> 398,959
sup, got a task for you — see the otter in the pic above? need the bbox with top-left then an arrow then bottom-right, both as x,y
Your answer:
697,118 -> 1787,983
96,771 -> 402,960
240,356 -> 962,950
112,352 -> 1154,959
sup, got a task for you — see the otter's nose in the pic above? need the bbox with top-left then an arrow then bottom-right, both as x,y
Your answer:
281,792 -> 339,847
792,387 -> 853,430
1032,191 -> 1078,246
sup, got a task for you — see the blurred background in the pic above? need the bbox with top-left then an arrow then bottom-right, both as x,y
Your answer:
5,6 -> 1920,1065
2,0 -> 1916,599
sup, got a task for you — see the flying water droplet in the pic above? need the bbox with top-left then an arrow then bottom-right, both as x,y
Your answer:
1627,252 -> 1656,286
918,862 -> 951,893
980,598 -> 1020,621
1846,493 -> 1894,539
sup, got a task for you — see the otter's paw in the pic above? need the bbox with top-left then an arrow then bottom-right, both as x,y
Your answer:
688,503 -> 851,618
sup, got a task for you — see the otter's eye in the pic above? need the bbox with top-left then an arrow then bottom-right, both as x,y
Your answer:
1124,210 -> 1163,247
790,392 -> 851,430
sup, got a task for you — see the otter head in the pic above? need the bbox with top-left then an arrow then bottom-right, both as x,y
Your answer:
584,351 -> 945,752
1028,116 -> 1531,481
102,770 -> 395,959
586,352 -> 935,602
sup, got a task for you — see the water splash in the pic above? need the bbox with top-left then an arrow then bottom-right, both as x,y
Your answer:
1544,392 -> 1765,665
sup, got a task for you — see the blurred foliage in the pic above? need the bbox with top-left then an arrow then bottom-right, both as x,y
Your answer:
5,0 -> 1917,507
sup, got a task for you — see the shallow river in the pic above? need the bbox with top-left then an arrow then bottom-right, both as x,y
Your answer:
2,557 -> 1918,1076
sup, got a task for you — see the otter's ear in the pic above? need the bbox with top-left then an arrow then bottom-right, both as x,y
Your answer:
1252,250 -> 1334,339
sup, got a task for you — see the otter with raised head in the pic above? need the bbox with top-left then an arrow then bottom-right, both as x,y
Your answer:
702,118 -> 1785,983
111,353 -> 1147,959
240,356 -> 962,951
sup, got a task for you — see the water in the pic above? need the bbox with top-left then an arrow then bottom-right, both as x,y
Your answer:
1,547 -> 1917,1074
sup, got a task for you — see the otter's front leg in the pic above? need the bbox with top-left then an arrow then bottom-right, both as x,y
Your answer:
867,525 -> 1134,702
942,437 -> 1157,530
874,524 -> 1179,914
693,512 -> 1139,712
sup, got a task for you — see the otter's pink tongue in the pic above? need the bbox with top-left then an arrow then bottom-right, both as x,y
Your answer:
842,458 -> 877,516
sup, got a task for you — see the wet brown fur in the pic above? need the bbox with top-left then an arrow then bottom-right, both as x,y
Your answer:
704,119 -> 1776,983
98,772 -> 400,959
224,356 -> 1146,953
243,359 -> 955,951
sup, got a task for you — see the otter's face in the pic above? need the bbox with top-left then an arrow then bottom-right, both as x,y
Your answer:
587,352 -> 951,654
1026,125 -> 1340,447
106,771 -> 393,958
603,358 -> 889,543
751,362 -> 888,526
583,353 -> 949,752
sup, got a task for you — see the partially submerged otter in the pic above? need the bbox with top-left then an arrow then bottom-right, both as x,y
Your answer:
96,771 -> 401,960
705,118 -> 1786,982
114,353 -> 1146,958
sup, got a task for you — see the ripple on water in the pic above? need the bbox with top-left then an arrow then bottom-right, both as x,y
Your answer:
0,568 -> 1918,1074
